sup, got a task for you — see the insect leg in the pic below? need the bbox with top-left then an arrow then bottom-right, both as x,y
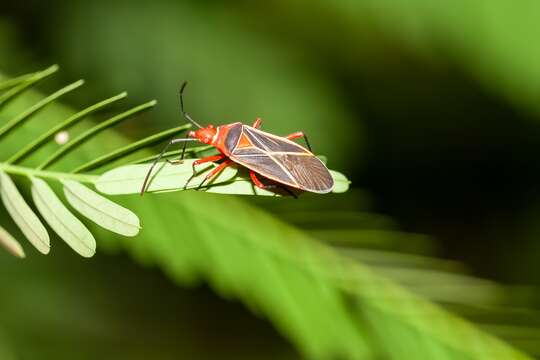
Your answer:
192,155 -> 225,170
180,140 -> 188,160
196,159 -> 233,190
249,170 -> 267,189
252,117 -> 262,129
166,140 -> 189,164
184,154 -> 225,189
140,137 -> 197,195
285,131 -> 312,152
278,186 -> 298,199
249,170 -> 297,198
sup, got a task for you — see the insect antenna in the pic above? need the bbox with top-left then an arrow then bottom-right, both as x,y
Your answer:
179,81 -> 203,129
140,137 -> 198,196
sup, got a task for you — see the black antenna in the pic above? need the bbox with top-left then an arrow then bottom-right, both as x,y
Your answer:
180,81 -> 203,129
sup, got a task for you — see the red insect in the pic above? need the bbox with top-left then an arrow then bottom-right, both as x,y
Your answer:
141,82 -> 334,196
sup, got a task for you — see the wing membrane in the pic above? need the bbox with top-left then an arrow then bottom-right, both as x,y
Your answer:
229,126 -> 334,193
274,153 -> 334,193
244,127 -> 311,153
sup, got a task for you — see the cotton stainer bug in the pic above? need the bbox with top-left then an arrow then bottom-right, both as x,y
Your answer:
140,82 -> 334,196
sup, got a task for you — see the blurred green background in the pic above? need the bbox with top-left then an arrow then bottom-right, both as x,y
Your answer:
2,0 -> 540,359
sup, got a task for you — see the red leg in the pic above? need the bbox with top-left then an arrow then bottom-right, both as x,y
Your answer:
192,154 -> 225,172
204,159 -> 232,180
252,117 -> 262,129
285,131 -> 304,140
249,170 -> 298,198
249,170 -> 266,189
285,131 -> 312,152
197,159 -> 233,189
185,154 -> 225,189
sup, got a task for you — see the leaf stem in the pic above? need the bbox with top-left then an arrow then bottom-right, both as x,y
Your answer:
72,124 -> 191,173
0,163 -> 98,183
37,100 -> 157,170
6,92 -> 128,164
0,79 -> 84,141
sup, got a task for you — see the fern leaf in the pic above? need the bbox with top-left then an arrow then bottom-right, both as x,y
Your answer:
0,80 -> 84,139
37,100 -> 156,170
7,92 -> 128,164
0,67 -> 151,257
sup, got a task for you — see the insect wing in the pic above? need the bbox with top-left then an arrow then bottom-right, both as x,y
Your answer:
229,126 -> 334,193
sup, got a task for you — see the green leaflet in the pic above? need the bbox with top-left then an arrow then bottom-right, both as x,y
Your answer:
38,100 -> 157,170
0,65 -> 58,108
330,170 -> 350,193
0,172 -> 49,254
7,91 -> 128,164
96,161 -> 350,196
0,72 -> 35,91
30,177 -> 96,257
62,180 -> 140,237
0,80 -> 84,140
0,225 -> 25,258
95,160 -> 238,195
72,124 -> 191,173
